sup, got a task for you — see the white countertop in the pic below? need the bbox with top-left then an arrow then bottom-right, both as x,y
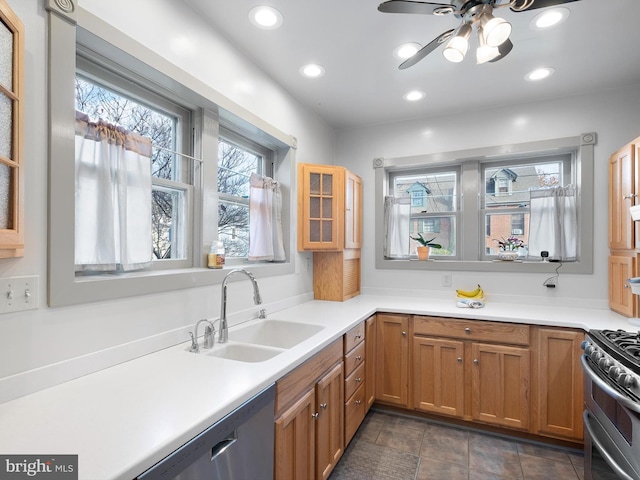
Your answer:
0,295 -> 632,480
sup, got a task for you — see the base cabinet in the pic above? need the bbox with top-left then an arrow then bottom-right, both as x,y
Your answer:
275,339 -> 344,480
534,327 -> 584,441
375,313 -> 409,407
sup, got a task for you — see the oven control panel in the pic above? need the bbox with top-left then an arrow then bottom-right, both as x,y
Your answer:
582,339 -> 640,400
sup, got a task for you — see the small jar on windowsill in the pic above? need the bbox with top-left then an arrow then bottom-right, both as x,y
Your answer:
497,251 -> 519,261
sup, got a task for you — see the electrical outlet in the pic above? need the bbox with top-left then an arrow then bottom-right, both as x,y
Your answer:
442,273 -> 452,287
0,275 -> 39,314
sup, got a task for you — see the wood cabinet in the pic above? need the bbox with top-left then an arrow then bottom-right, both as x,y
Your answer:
343,322 -> 366,446
533,327 -> 584,441
609,252 -> 637,317
413,316 -> 531,431
0,0 -> 24,258
375,313 -> 409,407
298,163 -> 362,301
609,137 -> 640,316
364,315 -> 377,410
275,339 -> 343,480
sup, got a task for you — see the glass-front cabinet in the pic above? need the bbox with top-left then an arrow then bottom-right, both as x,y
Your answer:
0,0 -> 23,257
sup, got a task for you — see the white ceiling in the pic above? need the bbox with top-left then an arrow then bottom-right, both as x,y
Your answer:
182,0 -> 640,129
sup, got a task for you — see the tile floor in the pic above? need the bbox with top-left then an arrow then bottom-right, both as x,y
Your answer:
330,409 -> 584,480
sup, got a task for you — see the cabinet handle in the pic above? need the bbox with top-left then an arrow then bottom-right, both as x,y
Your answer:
355,334 -> 362,339
473,359 -> 479,365
355,355 -> 362,361
320,403 -> 328,409
355,400 -> 362,405
623,194 -> 638,200
356,377 -> 362,383
465,328 -> 471,334
402,331 -> 407,336
312,412 -> 319,419
457,357 -> 462,363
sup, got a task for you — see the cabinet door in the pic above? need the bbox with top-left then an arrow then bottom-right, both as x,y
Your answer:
609,145 -> 635,250
609,253 -> 637,317
413,336 -> 464,417
375,313 -> 409,407
316,362 -> 344,480
471,343 -> 530,430
298,163 -> 344,251
365,315 -> 377,411
535,328 -> 584,441
275,387 -> 315,480
344,170 -> 362,249
0,0 -> 24,257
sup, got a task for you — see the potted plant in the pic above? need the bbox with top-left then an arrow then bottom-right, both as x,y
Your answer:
410,233 -> 442,261
494,236 -> 526,261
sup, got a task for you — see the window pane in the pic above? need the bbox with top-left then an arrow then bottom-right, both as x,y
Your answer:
394,172 -> 457,214
218,201 -> 249,257
0,92 -> 11,159
152,188 -> 186,260
409,216 -> 456,256
0,163 -> 12,229
485,212 -> 529,255
218,139 -> 261,198
484,161 -> 562,208
0,19 -> 13,90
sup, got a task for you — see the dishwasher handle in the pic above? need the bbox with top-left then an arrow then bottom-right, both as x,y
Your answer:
210,431 -> 238,462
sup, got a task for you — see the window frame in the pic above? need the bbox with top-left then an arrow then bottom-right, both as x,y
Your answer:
374,134 -> 596,274
47,4 -> 295,307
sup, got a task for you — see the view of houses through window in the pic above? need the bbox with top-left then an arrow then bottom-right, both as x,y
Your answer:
391,155 -> 570,259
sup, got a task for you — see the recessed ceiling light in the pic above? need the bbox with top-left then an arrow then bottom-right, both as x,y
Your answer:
403,90 -> 426,102
393,43 -> 422,60
525,67 -> 555,81
300,63 -> 325,78
249,6 -> 283,30
530,7 -> 569,30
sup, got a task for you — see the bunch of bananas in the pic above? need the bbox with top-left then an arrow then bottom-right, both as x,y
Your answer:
455,284 -> 485,301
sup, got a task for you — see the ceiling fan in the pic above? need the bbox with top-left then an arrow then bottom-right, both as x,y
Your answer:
378,0 -> 581,67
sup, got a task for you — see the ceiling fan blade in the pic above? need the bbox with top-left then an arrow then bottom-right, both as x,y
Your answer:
378,0 -> 454,15
488,39 -> 514,63
510,0 -> 581,12
399,29 -> 455,69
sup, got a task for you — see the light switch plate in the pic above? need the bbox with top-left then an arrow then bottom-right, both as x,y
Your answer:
0,275 -> 39,314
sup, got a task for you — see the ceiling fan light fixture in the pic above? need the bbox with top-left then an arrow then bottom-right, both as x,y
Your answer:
480,11 -> 512,47
443,23 -> 471,63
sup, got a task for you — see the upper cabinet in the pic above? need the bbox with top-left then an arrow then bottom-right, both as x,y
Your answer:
0,0 -> 24,258
298,163 -> 361,251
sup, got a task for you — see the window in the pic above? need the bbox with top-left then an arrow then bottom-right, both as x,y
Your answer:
374,134 -> 596,274
390,169 -> 458,258
47,8 -> 296,306
74,67 -> 193,268
217,130 -> 271,259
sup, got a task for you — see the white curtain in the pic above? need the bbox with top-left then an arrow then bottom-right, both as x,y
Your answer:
75,111 -> 153,272
383,196 -> 410,258
248,172 -> 285,261
528,185 -> 578,261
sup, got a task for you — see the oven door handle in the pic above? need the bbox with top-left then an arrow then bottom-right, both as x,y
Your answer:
581,355 -> 640,414
583,410 -> 635,480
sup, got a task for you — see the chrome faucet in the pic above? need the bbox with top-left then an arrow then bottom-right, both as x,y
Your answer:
189,319 -> 215,353
219,269 -> 262,343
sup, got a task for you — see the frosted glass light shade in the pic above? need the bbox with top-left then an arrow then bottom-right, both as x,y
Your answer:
484,17 -> 511,47
443,24 -> 471,63
476,45 -> 500,64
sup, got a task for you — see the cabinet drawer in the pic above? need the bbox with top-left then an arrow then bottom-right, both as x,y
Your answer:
345,384 -> 366,446
345,361 -> 365,400
344,341 -> 365,375
414,316 -> 530,346
344,322 -> 365,353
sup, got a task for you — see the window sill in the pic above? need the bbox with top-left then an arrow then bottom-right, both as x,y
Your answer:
376,257 -> 589,274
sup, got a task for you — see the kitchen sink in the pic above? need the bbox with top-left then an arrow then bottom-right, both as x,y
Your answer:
229,319 -> 325,349
203,343 -> 283,363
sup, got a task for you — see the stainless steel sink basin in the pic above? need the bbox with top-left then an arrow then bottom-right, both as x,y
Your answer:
229,319 -> 324,349
203,343 -> 283,363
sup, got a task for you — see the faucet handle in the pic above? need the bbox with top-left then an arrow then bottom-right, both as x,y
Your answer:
203,325 -> 215,349
259,308 -> 267,319
188,331 -> 199,353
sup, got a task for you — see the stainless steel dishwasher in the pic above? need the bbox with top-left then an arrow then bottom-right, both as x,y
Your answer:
137,384 -> 275,480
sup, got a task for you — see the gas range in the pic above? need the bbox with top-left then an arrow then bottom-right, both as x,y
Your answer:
582,329 -> 640,408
